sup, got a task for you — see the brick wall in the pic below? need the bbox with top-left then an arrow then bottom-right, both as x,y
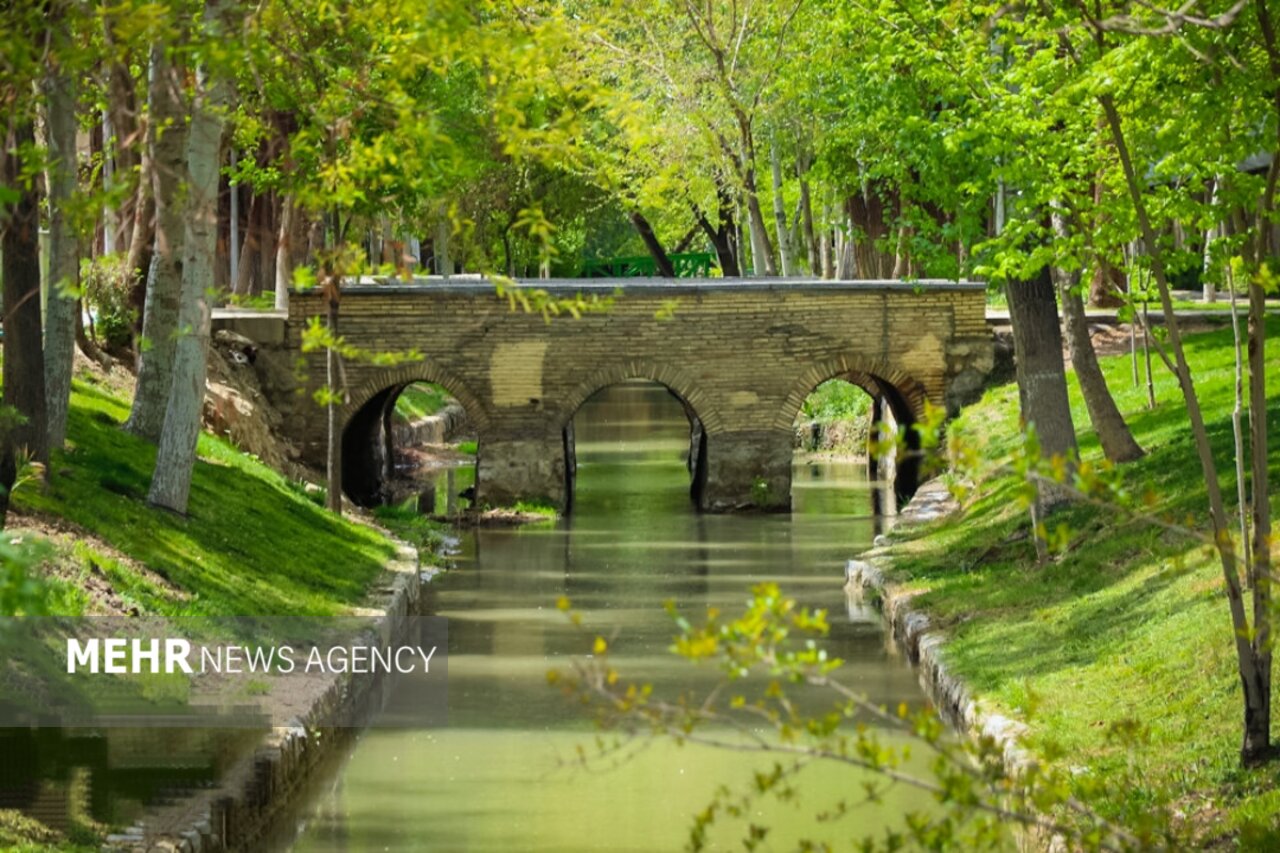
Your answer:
274,279 -> 993,509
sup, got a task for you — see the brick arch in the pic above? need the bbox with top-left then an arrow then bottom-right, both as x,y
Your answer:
775,356 -> 931,432
341,363 -> 492,434
559,361 -> 724,433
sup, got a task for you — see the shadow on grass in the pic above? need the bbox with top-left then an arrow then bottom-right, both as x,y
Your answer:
17,382 -> 396,618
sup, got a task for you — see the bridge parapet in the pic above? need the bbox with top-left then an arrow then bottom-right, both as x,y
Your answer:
271,278 -> 993,511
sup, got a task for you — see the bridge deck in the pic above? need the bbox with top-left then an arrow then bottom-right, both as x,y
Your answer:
333,276 -> 986,295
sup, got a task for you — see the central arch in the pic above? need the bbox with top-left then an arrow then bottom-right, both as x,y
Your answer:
560,361 -> 720,511
340,364 -> 489,507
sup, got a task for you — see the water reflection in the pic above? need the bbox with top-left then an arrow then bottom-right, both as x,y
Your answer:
278,382 -> 926,852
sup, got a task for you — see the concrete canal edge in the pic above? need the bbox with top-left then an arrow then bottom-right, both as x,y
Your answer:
845,479 -> 1036,776
106,543 -> 423,853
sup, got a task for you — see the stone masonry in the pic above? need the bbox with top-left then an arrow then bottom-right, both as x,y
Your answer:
272,278 -> 993,511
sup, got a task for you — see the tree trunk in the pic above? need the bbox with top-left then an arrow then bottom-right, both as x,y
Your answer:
799,178 -> 818,274
232,189 -> 259,295
696,184 -> 741,277
125,121 -> 156,338
695,208 -> 740,278
1,118 -> 49,526
1051,211 -> 1143,463
628,210 -> 675,278
1005,267 -> 1077,514
149,3 -> 229,514
434,218 -> 451,277
326,295 -> 342,514
848,188 -> 894,278
275,195 -> 293,310
127,44 -> 188,442
744,169 -> 775,276
43,49 -> 79,453
1100,92 -> 1270,764
1246,260 -> 1272,759
1203,177 -> 1221,303
258,191 -> 277,295
769,140 -> 797,276
103,52 -> 139,256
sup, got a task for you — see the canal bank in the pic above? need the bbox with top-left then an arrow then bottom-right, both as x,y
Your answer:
107,543 -> 422,853
835,318 -> 1280,847
271,381 -> 931,852
845,478 -> 1035,776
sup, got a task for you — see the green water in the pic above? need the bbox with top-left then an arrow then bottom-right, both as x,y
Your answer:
279,382 -> 928,851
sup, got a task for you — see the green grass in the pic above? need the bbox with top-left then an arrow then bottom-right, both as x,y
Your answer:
882,317 -> 1280,843
393,383 -> 451,422
458,439 -> 478,455
371,502 -> 451,559
512,499 -> 558,518
14,373 -> 399,617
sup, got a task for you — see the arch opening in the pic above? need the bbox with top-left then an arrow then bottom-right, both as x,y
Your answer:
788,370 -> 924,512
342,379 -> 478,509
563,379 -> 708,513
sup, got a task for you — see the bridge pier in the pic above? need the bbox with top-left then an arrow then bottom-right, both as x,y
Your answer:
701,429 -> 794,512
476,437 -> 568,510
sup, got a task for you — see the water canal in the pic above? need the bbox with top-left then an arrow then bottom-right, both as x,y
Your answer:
277,382 -> 932,851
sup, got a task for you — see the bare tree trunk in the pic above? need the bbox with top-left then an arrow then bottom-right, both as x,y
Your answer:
799,177 -> 818,273
629,210 -> 675,278
275,195 -> 293,310
127,44 -> 187,442
232,189 -> 259,295
434,218 -> 451,277
149,1 -> 230,514
1006,267 -> 1077,521
1,117 -> 49,526
744,170 -> 775,276
326,295 -> 342,514
1051,211 -> 1143,463
43,46 -> 79,452
125,119 -> 155,338
258,191 -> 277,294
101,106 -> 117,256
836,202 -> 858,279
103,50 -> 139,256
1247,247 -> 1272,758
769,139 -> 797,276
1203,177 -> 1221,303
1101,92 -> 1270,763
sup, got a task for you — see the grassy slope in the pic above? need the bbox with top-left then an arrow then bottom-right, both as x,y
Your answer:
13,370 -> 398,618
884,317 -> 1280,845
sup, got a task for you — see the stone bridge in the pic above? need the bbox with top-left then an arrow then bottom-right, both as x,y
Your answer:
272,279 -> 993,511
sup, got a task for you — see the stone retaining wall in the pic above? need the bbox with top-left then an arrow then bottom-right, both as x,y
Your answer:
844,479 -> 1035,773
390,402 -> 470,449
106,543 -> 422,853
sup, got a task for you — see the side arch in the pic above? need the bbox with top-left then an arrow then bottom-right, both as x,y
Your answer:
341,363 -> 491,434
339,363 -> 489,507
774,356 -> 931,433
559,360 -> 724,433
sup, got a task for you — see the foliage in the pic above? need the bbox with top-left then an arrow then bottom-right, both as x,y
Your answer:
79,255 -> 134,352
371,502 -> 450,561
798,379 -> 873,423
393,383 -> 451,423
0,533 -> 53,617
885,319 -> 1280,842
552,584 -> 1178,851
